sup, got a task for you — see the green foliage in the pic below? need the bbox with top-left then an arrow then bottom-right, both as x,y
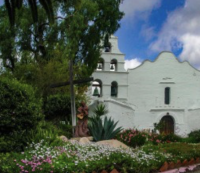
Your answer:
0,77 -> 43,152
88,104 -> 122,141
0,0 -> 123,76
0,152 -> 17,173
4,0 -> 54,26
43,94 -> 71,123
1,0 -> 123,100
117,129 -> 147,148
93,103 -> 108,117
27,121 -> 72,145
148,143 -> 200,161
153,121 -> 165,133
57,123 -> 73,139
27,121 -> 59,144
14,58 -> 71,97
188,129 -> 200,143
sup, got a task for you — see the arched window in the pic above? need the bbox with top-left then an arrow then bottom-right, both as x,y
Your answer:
92,80 -> 102,97
165,87 -> 170,104
96,58 -> 104,71
111,81 -> 118,97
110,59 -> 117,71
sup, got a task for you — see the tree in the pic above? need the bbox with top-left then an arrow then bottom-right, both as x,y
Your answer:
0,0 -> 123,132
0,0 -> 123,76
4,0 -> 54,26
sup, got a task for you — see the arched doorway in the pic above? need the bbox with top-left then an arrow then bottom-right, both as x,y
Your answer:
159,113 -> 174,134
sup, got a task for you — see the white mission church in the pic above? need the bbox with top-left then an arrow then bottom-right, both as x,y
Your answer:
88,35 -> 200,136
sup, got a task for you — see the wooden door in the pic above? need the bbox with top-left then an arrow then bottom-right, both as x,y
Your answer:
160,115 -> 174,134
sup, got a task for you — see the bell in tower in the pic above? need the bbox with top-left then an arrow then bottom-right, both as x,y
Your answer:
97,63 -> 103,70
93,87 -> 100,97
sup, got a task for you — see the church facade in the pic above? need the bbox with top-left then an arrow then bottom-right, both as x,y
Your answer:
89,35 -> 200,136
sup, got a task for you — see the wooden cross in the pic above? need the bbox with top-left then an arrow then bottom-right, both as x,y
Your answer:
50,60 -> 93,136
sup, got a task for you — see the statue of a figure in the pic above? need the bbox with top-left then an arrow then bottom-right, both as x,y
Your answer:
74,118 -> 89,137
74,102 -> 89,137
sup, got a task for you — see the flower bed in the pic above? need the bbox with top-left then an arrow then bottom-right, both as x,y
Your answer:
0,139 -> 173,173
1,130 -> 200,173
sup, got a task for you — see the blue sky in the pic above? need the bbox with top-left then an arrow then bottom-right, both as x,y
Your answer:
117,0 -> 200,70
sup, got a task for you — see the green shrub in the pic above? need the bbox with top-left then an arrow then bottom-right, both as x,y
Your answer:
180,136 -> 196,143
43,94 -> 72,124
57,123 -> 73,139
43,94 -> 74,138
188,129 -> 200,143
26,121 -> 72,145
0,77 -> 43,152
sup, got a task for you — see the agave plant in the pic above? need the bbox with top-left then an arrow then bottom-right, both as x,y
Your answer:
93,104 -> 108,117
88,104 -> 123,141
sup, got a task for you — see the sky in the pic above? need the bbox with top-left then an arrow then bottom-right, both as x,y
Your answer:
1,0 -> 200,70
116,0 -> 200,70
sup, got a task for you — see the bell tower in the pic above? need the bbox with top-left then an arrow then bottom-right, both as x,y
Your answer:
91,35 -> 128,101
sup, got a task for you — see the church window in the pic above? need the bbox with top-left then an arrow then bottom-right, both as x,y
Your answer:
111,81 -> 118,97
92,80 -> 102,97
165,87 -> 170,104
110,59 -> 117,71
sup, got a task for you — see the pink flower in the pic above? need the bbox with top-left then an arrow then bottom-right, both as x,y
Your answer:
156,139 -> 161,143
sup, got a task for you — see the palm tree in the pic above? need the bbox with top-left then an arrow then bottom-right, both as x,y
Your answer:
4,0 -> 54,26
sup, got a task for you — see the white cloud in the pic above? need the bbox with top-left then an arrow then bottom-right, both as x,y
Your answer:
120,0 -> 160,20
141,25 -> 156,41
124,58 -> 142,70
179,34 -> 200,68
149,0 -> 200,68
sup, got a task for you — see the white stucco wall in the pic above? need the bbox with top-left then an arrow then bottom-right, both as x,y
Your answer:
104,99 -> 135,129
127,52 -> 200,135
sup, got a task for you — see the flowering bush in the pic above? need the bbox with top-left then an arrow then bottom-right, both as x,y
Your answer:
148,133 -> 181,145
116,129 -> 148,148
117,129 -> 182,147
